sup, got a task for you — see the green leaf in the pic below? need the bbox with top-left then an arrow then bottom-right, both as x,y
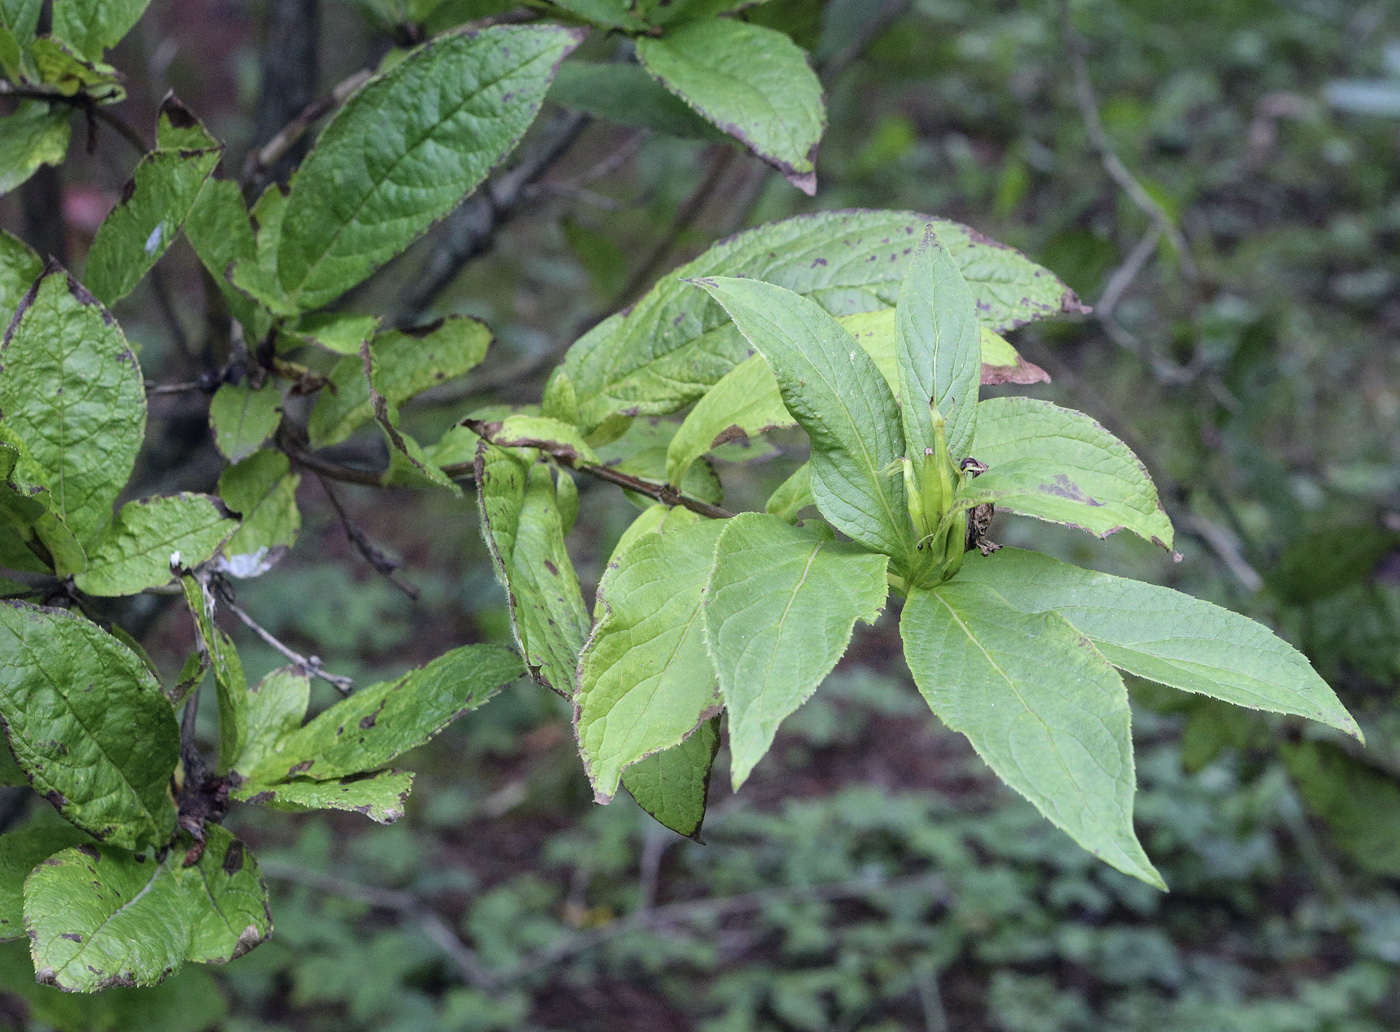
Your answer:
25,825 -> 271,991
0,264 -> 146,543
51,0 -> 150,60
0,820 -> 91,941
469,414 -> 598,467
638,0 -> 751,26
0,602 -> 178,850
562,211 -> 1080,432
308,317 -> 491,448
83,100 -> 221,306
621,715 -> 720,840
74,494 -> 236,597
0,0 -> 41,53
704,514 -> 887,788
276,24 -> 583,310
595,416 -> 724,507
901,581 -> 1161,887
233,770 -> 413,824
547,61 -> 723,140
226,184 -> 294,316
666,353 -> 791,487
980,325 -> 1049,386
245,644 -> 522,784
957,547 -> 1361,740
0,229 -> 41,329
214,449 -> 300,578
178,572 -> 248,768
29,38 -> 123,101
231,666 -> 310,776
184,177 -> 267,333
576,517 -> 724,802
765,463 -> 814,522
281,311 -> 380,356
894,227 -> 981,463
1282,742 -> 1400,877
209,379 -> 282,463
957,397 -> 1175,552
475,444 -> 591,697
0,101 -> 70,196
694,276 -> 912,564
548,0 -> 643,29
0,423 -> 87,575
636,19 -> 823,194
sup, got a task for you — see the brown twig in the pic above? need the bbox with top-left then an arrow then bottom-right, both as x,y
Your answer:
316,475 -> 420,600
570,462 -> 734,521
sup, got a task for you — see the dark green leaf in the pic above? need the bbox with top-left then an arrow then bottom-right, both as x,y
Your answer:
636,19 -> 823,193
0,818 -> 90,941
0,101 -> 70,196
233,769 -> 413,824
548,61 -> 723,140
51,0 -> 150,60
0,602 -> 178,849
622,715 -> 720,840
276,25 -> 583,310
0,265 -> 146,543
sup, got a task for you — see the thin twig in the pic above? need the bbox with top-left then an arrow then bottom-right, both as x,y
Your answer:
259,863 -> 496,989
0,82 -> 150,155
1096,225 -> 1161,321
1059,1 -> 1197,284
316,475 -> 420,600
218,592 -> 355,694
569,462 -> 735,520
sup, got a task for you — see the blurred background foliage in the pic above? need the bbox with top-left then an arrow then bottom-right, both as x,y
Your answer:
1,0 -> 1399,1027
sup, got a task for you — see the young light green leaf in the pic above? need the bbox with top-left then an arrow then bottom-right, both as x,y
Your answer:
548,61 -> 724,140
281,311 -> 380,356
245,643 -> 523,784
765,463 -> 814,523
980,325 -> 1049,385
226,184 -> 294,316
577,517 -> 724,803
74,494 -> 236,597
308,316 -> 490,447
0,820 -> 91,941
0,602 -> 178,850
29,37 -> 123,101
594,417 -> 724,507
355,343 -> 463,494
901,581 -> 1162,887
25,824 -> 271,991
214,450 -> 300,579
636,19 -> 824,194
468,414 -> 598,467
276,24 -> 583,310
704,514 -> 888,789
621,715 -> 720,840
84,99 -> 221,306
233,770 -> 413,824
894,227 -> 981,463
563,211 -> 1080,432
0,265 -> 145,543
51,0 -> 151,60
0,102 -> 70,196
693,276 -> 912,564
0,0 -> 41,52
209,379 -> 282,463
957,547 -> 1361,740
958,397 -> 1175,552
0,229 -> 41,329
230,666 -> 310,776
666,353 -> 792,487
475,443 -> 592,697
177,572 -> 248,767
